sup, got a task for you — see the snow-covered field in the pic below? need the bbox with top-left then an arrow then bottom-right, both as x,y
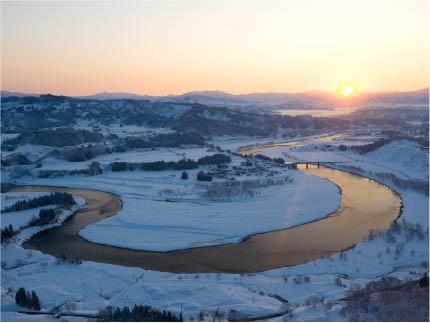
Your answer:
262,137 -> 428,180
1,192 -> 85,230
1,192 -> 48,209
1,134 -> 428,321
11,155 -> 340,251
365,140 -> 429,179
78,170 -> 339,251
74,123 -> 175,138
37,147 -> 219,172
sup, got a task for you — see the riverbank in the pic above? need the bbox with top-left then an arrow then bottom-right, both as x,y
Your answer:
12,165 -> 400,274
1,137 -> 427,321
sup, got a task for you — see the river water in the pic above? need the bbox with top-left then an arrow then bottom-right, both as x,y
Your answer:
238,134 -> 343,155
18,163 -> 401,273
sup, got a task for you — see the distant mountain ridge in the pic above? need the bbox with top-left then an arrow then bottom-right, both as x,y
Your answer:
77,92 -> 156,100
2,91 -> 428,137
1,88 -> 428,109
0,90 -> 41,97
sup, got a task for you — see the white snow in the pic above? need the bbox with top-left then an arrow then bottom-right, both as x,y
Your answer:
36,147 -> 219,172
1,134 -> 428,321
12,166 -> 340,251
2,206 -> 58,230
1,192 -> 86,230
79,171 -> 340,251
365,140 -> 429,179
2,192 -> 48,209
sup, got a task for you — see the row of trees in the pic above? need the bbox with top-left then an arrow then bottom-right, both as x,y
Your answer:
37,162 -> 103,178
124,132 -> 205,149
197,154 -> 231,165
4,129 -> 104,148
98,305 -> 182,322
254,154 -> 285,164
56,145 -> 108,162
112,159 -> 197,172
2,192 -> 75,213
111,154 -> 231,172
41,132 -> 207,162
15,288 -> 41,311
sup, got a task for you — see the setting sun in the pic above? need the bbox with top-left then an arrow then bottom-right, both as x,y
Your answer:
339,85 -> 355,97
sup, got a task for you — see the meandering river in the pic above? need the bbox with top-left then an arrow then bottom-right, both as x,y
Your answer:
15,163 -> 401,273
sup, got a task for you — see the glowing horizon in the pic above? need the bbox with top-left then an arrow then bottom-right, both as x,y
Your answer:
1,0 -> 428,97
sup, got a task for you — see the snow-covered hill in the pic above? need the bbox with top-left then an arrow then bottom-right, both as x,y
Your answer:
96,88 -> 430,109
3,88 -> 428,109
366,140 -> 429,178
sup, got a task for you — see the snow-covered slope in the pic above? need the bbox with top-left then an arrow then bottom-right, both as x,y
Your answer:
4,88 -> 427,109
366,140 -> 429,178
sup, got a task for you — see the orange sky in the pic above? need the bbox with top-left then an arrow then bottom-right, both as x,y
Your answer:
1,0 -> 428,96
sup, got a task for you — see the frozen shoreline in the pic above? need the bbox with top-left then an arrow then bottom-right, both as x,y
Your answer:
14,169 -> 340,252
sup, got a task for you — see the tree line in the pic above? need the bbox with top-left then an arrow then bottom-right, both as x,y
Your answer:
4,129 -> 104,148
48,132 -> 206,162
55,145 -> 108,162
124,132 -> 205,148
98,305 -> 182,322
2,192 -> 75,213
254,154 -> 285,164
112,154 -> 231,172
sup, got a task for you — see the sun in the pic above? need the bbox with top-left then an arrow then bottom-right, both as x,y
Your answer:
339,85 -> 355,97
